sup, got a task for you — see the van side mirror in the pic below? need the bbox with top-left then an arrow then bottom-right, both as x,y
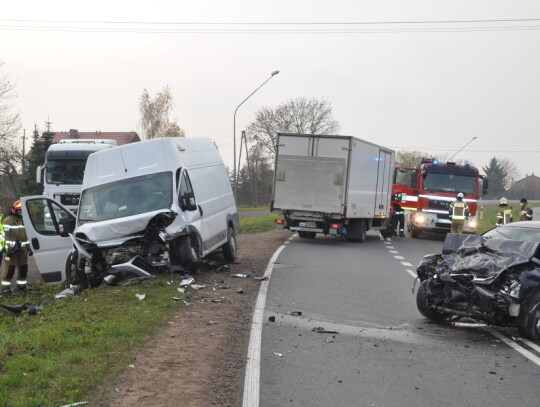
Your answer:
58,216 -> 76,237
482,178 -> 489,196
180,193 -> 197,211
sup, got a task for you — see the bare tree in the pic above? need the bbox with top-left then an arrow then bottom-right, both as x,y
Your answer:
498,156 -> 520,185
245,97 -> 341,162
0,60 -> 22,196
138,86 -> 185,139
395,150 -> 428,167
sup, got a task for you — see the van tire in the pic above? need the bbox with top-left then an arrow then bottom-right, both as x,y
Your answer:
175,235 -> 198,267
222,227 -> 237,262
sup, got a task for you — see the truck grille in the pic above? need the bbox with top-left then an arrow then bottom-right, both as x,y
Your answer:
429,199 -> 450,211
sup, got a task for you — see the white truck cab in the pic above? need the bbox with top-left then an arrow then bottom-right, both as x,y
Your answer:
22,137 -> 239,286
37,139 -> 118,213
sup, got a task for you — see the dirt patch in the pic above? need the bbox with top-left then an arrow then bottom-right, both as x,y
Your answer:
93,229 -> 292,407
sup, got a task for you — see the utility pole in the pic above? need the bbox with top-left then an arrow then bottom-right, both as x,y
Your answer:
22,129 -> 26,174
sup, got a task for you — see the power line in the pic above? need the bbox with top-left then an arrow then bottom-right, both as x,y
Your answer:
2,18 -> 540,25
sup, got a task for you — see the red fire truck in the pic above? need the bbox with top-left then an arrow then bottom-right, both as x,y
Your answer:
391,158 -> 488,238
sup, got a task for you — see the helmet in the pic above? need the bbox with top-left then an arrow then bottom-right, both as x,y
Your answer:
499,197 -> 508,206
12,200 -> 22,214
520,197 -> 527,203
457,192 -> 464,199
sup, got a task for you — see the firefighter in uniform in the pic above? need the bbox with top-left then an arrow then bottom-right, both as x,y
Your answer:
1,201 -> 32,294
519,198 -> 533,221
496,197 -> 513,225
449,192 -> 469,234
392,202 -> 406,237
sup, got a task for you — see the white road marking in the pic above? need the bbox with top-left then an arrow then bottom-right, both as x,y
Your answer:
400,262 -> 413,267
242,237 -> 291,407
487,329 -> 540,367
394,255 -> 405,260
389,250 -> 398,254
406,269 -> 418,278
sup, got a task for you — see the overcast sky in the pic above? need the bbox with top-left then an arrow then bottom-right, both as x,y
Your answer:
1,0 -> 539,178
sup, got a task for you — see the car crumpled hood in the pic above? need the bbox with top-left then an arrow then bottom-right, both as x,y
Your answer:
437,234 -> 539,278
76,209 -> 174,244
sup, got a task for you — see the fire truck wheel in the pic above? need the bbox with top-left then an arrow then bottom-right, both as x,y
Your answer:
411,227 -> 420,239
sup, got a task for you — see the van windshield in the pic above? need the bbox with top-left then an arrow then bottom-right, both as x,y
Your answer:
78,172 -> 173,223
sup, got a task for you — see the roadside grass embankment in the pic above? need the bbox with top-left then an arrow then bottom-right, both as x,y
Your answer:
475,202 -> 540,235
0,212 -> 277,407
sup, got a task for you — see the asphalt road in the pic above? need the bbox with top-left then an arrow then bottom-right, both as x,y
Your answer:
258,231 -> 540,407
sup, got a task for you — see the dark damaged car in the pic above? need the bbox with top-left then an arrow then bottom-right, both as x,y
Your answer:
21,137 -> 239,287
416,233 -> 540,339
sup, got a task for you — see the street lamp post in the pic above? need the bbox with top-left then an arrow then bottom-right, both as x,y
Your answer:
451,136 -> 477,161
233,70 -> 279,199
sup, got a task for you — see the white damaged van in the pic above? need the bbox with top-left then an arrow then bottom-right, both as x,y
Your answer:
21,137 -> 239,286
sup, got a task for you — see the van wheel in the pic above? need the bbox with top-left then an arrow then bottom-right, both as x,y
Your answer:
222,227 -> 237,262
176,235 -> 199,267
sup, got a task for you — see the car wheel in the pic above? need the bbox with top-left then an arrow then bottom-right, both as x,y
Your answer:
298,231 -> 316,239
518,292 -> 540,340
222,227 -> 237,262
416,281 -> 446,323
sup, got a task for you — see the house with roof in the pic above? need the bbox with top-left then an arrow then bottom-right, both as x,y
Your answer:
512,174 -> 540,200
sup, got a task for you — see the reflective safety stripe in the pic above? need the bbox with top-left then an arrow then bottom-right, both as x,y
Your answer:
1,281 -> 11,286
3,225 -> 25,230
16,280 -> 27,285
5,240 -> 30,247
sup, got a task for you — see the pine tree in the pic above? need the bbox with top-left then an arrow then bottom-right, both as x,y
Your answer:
17,122 -> 55,195
482,157 -> 505,199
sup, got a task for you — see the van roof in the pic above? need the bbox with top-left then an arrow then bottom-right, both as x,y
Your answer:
82,137 -> 223,188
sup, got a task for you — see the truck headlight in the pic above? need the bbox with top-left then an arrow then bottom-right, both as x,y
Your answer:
415,213 -> 426,224
468,220 -> 477,229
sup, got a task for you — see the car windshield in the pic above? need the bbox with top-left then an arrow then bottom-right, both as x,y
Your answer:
78,171 -> 173,224
46,159 -> 87,185
422,173 -> 476,195
482,226 -> 540,243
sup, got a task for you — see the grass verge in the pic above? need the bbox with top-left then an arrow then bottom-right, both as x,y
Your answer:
239,212 -> 281,233
0,278 -> 188,407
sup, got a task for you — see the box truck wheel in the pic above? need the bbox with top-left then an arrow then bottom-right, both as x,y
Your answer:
222,226 -> 237,262
347,219 -> 367,242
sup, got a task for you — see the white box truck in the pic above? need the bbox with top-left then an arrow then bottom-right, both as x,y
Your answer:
271,133 -> 394,241
37,139 -> 118,212
21,137 -> 239,286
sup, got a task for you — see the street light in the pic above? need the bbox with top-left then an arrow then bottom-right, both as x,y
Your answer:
451,136 -> 477,161
233,70 -> 280,198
